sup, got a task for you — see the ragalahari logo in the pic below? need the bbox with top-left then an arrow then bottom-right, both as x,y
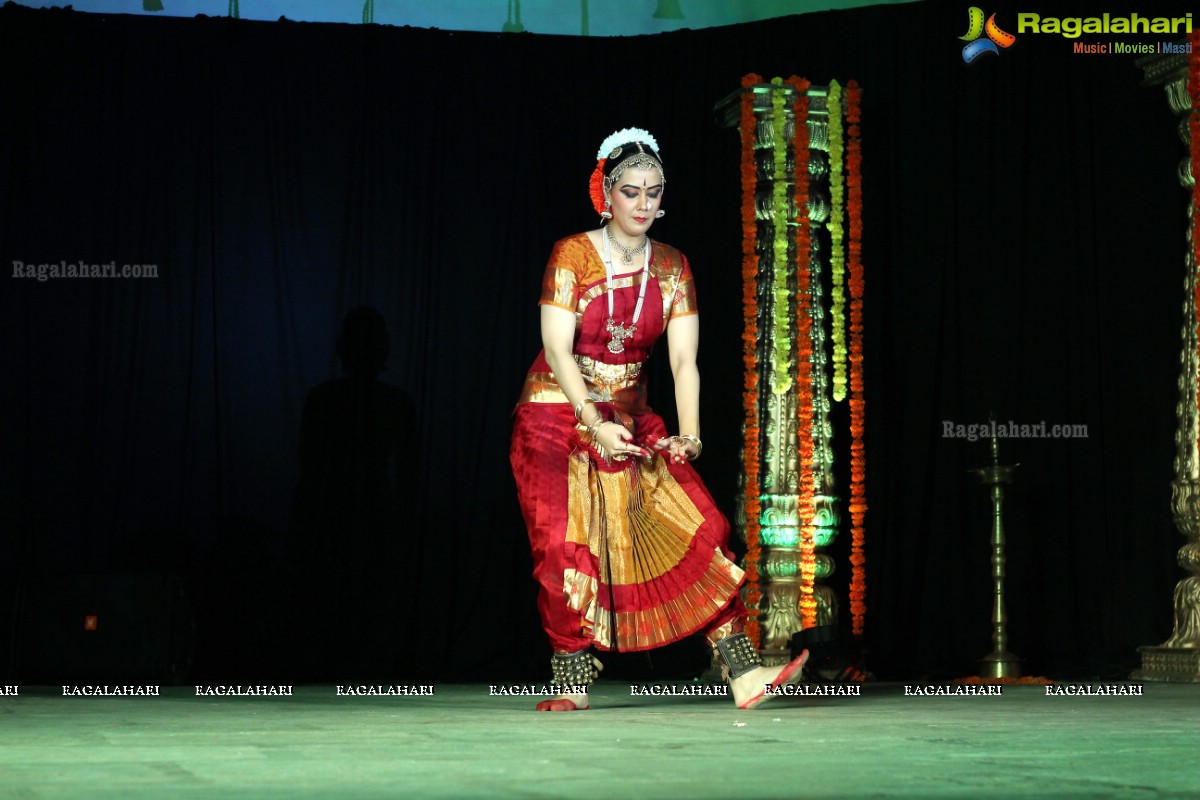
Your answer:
959,7 -> 1017,62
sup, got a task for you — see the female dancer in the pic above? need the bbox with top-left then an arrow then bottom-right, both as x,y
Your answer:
511,128 -> 807,711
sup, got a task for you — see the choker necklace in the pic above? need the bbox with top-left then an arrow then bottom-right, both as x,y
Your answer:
605,227 -> 647,265
601,226 -> 651,354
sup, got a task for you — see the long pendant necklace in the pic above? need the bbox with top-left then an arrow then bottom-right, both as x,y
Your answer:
602,226 -> 651,355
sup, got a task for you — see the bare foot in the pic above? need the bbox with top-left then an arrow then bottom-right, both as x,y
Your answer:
535,691 -> 590,711
534,656 -> 603,711
728,650 -> 809,709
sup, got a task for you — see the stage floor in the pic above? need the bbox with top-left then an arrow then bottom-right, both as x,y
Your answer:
0,682 -> 1196,799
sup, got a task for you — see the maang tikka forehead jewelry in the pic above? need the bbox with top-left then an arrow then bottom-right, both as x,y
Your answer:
603,147 -> 665,196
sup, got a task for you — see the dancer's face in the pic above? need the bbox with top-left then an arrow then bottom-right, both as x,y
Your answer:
607,166 -> 662,241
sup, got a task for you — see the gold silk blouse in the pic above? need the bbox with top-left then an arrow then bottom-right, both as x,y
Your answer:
517,232 -> 699,411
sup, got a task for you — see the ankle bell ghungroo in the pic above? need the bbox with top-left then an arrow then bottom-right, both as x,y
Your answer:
550,649 -> 598,689
715,633 -> 762,679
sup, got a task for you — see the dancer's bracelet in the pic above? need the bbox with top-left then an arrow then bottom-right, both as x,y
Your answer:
573,398 -> 596,423
586,417 -> 609,441
675,434 -> 703,460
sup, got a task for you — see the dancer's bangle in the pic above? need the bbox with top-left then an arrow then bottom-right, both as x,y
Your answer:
586,417 -> 608,441
675,434 -> 703,460
573,398 -> 596,423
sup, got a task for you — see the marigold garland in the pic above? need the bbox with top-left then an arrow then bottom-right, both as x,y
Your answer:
953,676 -> 1057,686
589,160 -> 607,217
845,80 -> 867,639
827,81 -> 847,403
1190,29 -> 1200,464
786,75 -> 818,630
739,74 -> 867,642
740,72 -> 764,647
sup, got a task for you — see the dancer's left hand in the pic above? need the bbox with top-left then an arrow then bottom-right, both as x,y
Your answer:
654,436 -> 699,464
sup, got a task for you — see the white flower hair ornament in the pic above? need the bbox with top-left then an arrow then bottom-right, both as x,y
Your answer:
595,127 -> 660,160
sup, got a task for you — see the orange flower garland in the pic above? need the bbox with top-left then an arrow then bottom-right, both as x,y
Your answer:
786,76 -> 818,630
846,81 -> 868,639
738,75 -> 868,642
954,676 -> 1056,686
1190,29 -> 1200,463
740,73 -> 764,647
589,161 -> 607,217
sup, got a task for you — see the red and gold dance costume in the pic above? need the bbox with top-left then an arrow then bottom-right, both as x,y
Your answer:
511,233 -> 748,655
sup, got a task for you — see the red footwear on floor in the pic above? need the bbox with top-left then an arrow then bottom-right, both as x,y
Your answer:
736,649 -> 810,710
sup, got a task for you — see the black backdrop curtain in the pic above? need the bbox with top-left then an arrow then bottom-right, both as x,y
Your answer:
0,0 -> 1192,682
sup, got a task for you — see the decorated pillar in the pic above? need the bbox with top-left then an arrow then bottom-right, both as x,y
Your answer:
716,76 -> 867,666
1135,33 -> 1200,682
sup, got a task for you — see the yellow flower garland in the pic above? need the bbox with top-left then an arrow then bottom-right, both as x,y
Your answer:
828,80 -> 847,403
770,80 -> 794,395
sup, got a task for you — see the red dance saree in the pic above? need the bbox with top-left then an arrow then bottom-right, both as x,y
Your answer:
511,233 -> 744,653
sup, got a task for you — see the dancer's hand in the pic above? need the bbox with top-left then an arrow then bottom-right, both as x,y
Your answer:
654,436 -> 699,464
596,422 -> 650,461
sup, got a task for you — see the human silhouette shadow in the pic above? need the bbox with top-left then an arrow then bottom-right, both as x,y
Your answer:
288,307 -> 417,681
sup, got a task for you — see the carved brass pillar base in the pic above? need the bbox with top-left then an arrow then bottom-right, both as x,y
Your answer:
1137,492 -> 1200,679
761,551 -> 802,667
1134,647 -> 1200,682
